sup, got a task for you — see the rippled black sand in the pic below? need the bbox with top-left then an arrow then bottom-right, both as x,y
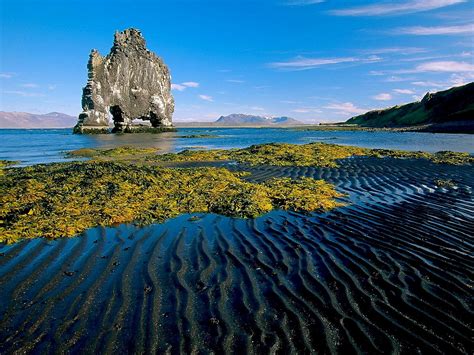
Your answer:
1,157 -> 473,353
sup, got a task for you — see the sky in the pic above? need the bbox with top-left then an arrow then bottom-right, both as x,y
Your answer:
0,0 -> 473,123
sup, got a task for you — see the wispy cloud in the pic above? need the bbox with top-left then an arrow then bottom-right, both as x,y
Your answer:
171,81 -> 200,91
171,84 -> 186,91
3,90 -> 45,97
394,89 -> 415,94
181,81 -> 199,88
331,0 -> 465,16
393,23 -> 473,35
199,94 -> 213,102
20,83 -> 39,88
269,55 -> 380,71
281,100 -> 302,104
284,0 -> 325,5
377,60 -> 474,75
362,47 -> 426,55
450,72 -> 474,86
385,75 -> 413,82
0,73 -> 14,79
372,93 -> 392,101
292,107 -> 323,113
323,102 -> 367,115
411,81 -> 445,87
416,61 -> 474,72
226,79 -> 245,83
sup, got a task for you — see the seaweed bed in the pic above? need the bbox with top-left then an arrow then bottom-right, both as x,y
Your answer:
0,144 -> 473,353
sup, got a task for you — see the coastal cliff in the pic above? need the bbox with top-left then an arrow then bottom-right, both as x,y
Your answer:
346,82 -> 474,133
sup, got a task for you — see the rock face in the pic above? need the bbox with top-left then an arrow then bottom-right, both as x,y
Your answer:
74,28 -> 174,133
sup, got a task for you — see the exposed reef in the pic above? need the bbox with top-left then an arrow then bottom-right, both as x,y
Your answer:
0,162 -> 342,243
2,142 -> 472,243
73,28 -> 174,134
147,142 -> 474,166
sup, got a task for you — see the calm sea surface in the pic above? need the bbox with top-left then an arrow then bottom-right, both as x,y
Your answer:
1,128 -> 473,166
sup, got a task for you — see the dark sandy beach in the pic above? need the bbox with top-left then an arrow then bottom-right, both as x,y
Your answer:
0,157 -> 473,353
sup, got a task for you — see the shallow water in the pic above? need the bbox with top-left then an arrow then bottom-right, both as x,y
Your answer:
1,157 -> 473,353
1,128 -> 473,166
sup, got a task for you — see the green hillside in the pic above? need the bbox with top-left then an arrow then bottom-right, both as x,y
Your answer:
346,82 -> 474,131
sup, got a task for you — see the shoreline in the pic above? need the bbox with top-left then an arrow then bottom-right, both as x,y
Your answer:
2,124 -> 474,134
1,142 -> 472,243
1,155 -> 472,353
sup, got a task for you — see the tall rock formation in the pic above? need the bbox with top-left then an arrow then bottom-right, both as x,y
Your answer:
74,28 -> 174,133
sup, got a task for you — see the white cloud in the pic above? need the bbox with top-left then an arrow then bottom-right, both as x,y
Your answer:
394,89 -> 415,94
324,102 -> 367,115
0,73 -> 13,78
226,79 -> 245,83
171,84 -> 186,91
292,107 -> 323,113
199,94 -> 213,102
416,61 -> 474,72
362,47 -> 426,55
449,72 -> 474,86
48,84 -> 57,90
172,81 -> 199,91
3,90 -> 45,97
386,76 -> 412,82
331,0 -> 465,16
269,55 -> 381,71
270,56 -> 356,70
20,83 -> 39,88
182,81 -> 199,88
372,93 -> 393,101
394,23 -> 473,35
250,106 -> 265,111
411,81 -> 445,87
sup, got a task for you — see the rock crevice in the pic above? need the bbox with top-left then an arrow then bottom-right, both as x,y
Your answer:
74,28 -> 174,133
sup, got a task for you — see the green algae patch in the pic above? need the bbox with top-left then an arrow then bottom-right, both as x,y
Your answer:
68,143 -> 473,167
148,143 -> 474,167
0,160 -> 18,169
367,149 -> 474,165
0,161 -> 343,243
434,179 -> 456,188
230,143 -> 367,167
151,143 -> 368,167
0,160 -> 19,177
67,146 -> 159,159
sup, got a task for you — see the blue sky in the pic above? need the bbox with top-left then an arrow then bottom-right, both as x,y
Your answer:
0,0 -> 473,122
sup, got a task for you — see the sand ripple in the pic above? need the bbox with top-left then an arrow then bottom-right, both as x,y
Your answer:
0,157 -> 473,353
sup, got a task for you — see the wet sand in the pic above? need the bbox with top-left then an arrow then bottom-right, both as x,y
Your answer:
0,157 -> 473,353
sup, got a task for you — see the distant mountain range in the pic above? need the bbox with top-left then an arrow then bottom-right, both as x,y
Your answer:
346,82 -> 474,133
0,112 -> 76,128
176,114 -> 304,127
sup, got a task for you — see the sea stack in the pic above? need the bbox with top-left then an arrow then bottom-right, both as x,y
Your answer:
73,28 -> 174,133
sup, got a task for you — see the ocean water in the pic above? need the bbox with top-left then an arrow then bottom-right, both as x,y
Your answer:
0,127 -> 473,166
